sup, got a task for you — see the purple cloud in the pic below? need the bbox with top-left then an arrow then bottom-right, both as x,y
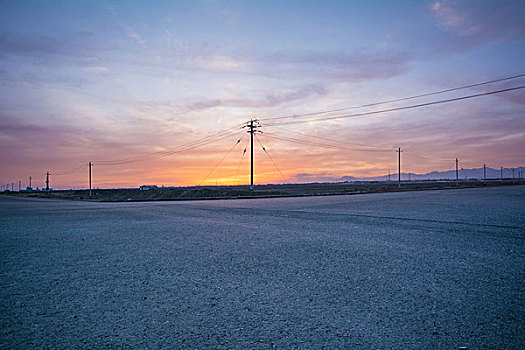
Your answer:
187,84 -> 327,111
430,1 -> 525,45
0,30 -> 100,58
249,50 -> 409,81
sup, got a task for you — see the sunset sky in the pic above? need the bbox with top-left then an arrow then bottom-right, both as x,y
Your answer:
1,0 -> 524,189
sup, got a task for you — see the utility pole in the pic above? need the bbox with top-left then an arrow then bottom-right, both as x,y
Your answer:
245,119 -> 260,190
456,158 -> 459,187
500,166 -> 503,182
45,172 -> 50,192
89,161 -> 92,198
396,148 -> 402,188
512,168 -> 515,179
11,183 -> 14,191
29,176 -> 32,188
18,181 -> 21,191
483,163 -> 486,181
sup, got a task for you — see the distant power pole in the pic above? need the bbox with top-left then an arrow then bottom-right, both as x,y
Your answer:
29,176 -> 32,188
89,161 -> 92,198
501,166 -> 503,182
245,119 -> 260,190
18,181 -> 21,191
397,148 -> 402,188
449,158 -> 459,187
483,163 -> 486,181
45,172 -> 50,192
512,168 -> 515,179
11,183 -> 14,191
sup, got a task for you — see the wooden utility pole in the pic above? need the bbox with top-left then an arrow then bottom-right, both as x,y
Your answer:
456,158 -> 459,187
397,148 -> 402,188
245,119 -> 260,190
45,172 -> 50,192
89,162 -> 92,198
483,163 -> 486,181
250,120 -> 254,190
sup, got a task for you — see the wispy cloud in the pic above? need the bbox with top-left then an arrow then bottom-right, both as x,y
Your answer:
0,30 -> 97,58
104,2 -> 146,46
121,23 -> 146,45
191,55 -> 249,73
159,47 -> 410,82
431,1 -> 465,29
186,84 -> 327,111
83,66 -> 110,74
430,1 -> 525,44
253,50 -> 409,81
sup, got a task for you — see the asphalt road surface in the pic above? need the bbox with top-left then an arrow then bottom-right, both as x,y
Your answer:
1,186 -> 524,349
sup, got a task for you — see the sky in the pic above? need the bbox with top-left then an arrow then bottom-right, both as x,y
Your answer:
1,0 -> 524,189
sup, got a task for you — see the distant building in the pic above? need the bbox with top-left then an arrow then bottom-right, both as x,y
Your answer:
139,185 -> 158,191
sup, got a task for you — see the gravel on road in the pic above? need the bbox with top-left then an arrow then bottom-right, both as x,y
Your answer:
1,186 -> 524,349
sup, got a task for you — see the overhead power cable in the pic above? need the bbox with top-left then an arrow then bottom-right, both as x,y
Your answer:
233,136 -> 250,185
261,73 -> 525,122
52,163 -> 87,176
263,124 -> 393,150
94,123 -> 244,165
263,132 -> 394,152
263,85 -> 525,126
199,133 -> 245,186
256,134 -> 288,184
404,150 -> 452,163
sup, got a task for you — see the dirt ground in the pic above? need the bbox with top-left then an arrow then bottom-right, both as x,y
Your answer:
3,180 -> 524,202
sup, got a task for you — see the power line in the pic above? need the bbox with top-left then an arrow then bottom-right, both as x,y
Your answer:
263,124 -> 393,150
95,124 -> 243,165
403,149 -> 452,163
256,134 -> 288,184
263,132 -> 394,152
199,133 -> 245,186
263,85 -> 525,126
52,163 -> 87,176
233,136 -> 250,185
94,123 -> 245,165
261,73 -> 525,122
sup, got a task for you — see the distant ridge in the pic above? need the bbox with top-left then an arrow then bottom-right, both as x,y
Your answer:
340,166 -> 525,182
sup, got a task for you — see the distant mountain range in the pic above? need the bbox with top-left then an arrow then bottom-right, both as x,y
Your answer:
338,166 -> 525,182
